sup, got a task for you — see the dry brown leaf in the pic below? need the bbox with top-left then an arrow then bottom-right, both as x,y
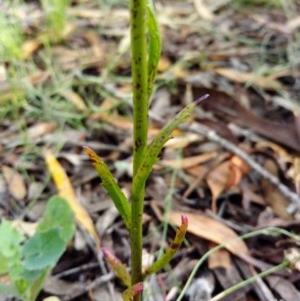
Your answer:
261,181 -> 293,221
261,158 -> 293,221
226,156 -> 249,190
27,122 -> 57,139
84,31 -> 104,57
197,87 -> 300,151
12,220 -> 37,237
22,39 -> 42,59
231,156 -> 249,176
168,211 -> 248,257
158,56 -> 171,72
215,68 -> 283,90
185,164 -> 209,178
193,0 -> 214,21
208,243 -> 232,270
156,151 -> 218,170
293,157 -> 300,196
2,165 -> 27,201
44,150 -> 100,245
89,112 -> 161,138
256,141 -> 293,167
164,133 -> 203,149
227,163 -> 243,190
59,90 -> 87,111
183,165 -> 210,198
89,113 -> 133,130
43,297 -> 61,301
206,160 -> 231,212
287,16 -> 300,31
98,98 -> 120,111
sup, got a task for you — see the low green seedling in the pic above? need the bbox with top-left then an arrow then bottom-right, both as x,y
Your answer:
0,196 -> 75,301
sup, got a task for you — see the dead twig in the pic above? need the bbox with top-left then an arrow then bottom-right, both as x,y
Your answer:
180,123 -> 300,214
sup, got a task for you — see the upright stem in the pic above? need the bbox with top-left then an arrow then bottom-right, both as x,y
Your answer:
130,0 -> 148,299
130,1 -> 148,174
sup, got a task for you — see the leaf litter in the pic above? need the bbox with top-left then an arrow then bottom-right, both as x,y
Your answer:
1,0 -> 300,300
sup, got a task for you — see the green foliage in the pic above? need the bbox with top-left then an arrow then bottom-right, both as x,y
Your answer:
132,95 -> 208,199
0,11 -> 24,60
41,0 -> 71,42
143,216 -> 188,278
84,146 -> 132,230
0,196 -> 75,301
147,0 -> 162,97
84,0 -> 204,299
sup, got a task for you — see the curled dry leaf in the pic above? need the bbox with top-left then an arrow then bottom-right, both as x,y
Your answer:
227,155 -> 249,190
206,160 -> 231,212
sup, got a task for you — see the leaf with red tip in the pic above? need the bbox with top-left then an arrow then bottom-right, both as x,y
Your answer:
143,215 -> 188,278
101,248 -> 131,287
122,282 -> 143,301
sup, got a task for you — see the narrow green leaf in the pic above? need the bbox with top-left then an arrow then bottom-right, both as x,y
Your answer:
147,0 -> 161,97
133,95 -> 209,194
84,146 -> 131,230
143,215 -> 188,278
37,196 -> 75,243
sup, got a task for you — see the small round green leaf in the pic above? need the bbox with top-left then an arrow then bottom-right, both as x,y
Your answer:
37,196 -> 75,243
22,228 -> 65,270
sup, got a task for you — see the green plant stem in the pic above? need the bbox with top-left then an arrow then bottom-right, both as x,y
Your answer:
129,0 -> 148,299
130,0 -> 148,174
176,226 -> 300,301
209,260 -> 288,301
